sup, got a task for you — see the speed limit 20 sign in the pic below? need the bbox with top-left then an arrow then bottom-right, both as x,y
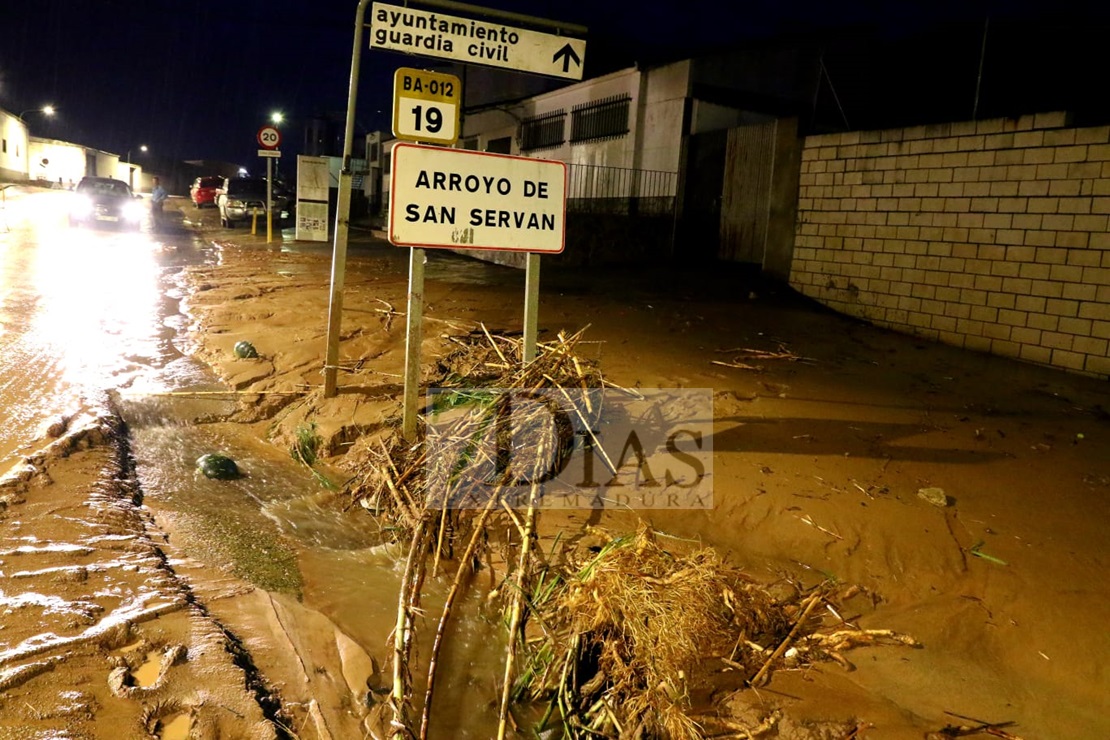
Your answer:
257,125 -> 281,149
392,67 -> 460,145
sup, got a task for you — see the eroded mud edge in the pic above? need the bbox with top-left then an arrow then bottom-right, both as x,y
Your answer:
0,394 -> 295,738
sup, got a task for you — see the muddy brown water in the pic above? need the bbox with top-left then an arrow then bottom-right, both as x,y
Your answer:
4,189 -> 1110,737
1,191 -> 510,736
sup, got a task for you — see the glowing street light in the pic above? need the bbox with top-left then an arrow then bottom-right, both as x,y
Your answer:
126,145 -> 148,165
270,111 -> 284,125
18,105 -> 56,122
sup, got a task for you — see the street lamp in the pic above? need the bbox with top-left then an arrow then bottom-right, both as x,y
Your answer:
270,111 -> 284,125
126,145 -> 148,165
18,105 -> 55,122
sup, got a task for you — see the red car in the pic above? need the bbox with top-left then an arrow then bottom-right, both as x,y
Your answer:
189,176 -> 222,208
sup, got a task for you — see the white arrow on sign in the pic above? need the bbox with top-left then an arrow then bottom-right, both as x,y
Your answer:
369,2 -> 586,81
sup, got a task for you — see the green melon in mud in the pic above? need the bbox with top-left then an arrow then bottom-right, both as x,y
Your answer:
233,340 -> 258,358
196,453 -> 240,479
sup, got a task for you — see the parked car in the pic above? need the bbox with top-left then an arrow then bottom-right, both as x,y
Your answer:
189,176 -> 223,208
69,176 -> 145,229
215,177 -> 293,228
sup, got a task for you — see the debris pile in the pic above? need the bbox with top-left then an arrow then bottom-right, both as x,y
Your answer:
518,526 -> 788,739
342,325 -> 919,739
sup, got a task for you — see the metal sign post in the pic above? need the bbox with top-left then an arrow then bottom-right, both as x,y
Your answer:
257,125 -> 281,245
402,248 -> 425,439
266,157 -> 273,243
323,0 -> 373,398
523,253 -> 540,363
325,0 -> 585,405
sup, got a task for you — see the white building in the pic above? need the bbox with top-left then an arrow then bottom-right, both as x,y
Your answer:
0,108 -> 143,189
372,52 -> 806,272
0,110 -> 30,182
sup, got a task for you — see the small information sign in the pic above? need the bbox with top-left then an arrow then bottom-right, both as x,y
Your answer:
393,67 -> 461,145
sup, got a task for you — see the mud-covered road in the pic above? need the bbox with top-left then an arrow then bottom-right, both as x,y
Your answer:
2,185 -> 1109,739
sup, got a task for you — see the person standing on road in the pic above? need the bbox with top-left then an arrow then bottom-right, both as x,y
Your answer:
151,176 -> 167,226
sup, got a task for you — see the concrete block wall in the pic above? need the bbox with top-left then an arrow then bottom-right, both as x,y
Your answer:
790,112 -> 1110,378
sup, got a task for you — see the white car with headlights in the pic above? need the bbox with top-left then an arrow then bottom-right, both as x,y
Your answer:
69,176 -> 145,229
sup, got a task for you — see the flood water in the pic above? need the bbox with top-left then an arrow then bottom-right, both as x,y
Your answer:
0,191 -> 194,469
1,190 -> 506,736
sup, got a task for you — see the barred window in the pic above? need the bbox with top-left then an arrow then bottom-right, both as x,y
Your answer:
487,136 -> 512,154
571,95 -> 631,143
520,110 -> 565,151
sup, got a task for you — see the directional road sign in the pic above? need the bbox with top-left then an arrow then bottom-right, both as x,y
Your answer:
370,2 -> 586,80
389,143 -> 566,253
392,67 -> 461,145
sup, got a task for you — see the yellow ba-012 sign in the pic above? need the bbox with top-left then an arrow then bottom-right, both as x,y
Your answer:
392,67 -> 461,145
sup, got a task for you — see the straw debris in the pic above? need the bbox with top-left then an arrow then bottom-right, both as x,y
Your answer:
337,325 -> 919,738
518,526 -> 789,739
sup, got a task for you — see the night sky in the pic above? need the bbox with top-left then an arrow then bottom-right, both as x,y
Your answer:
1,1 -> 1106,169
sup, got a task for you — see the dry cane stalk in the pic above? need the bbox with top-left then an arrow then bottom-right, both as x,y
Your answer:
380,437 -> 420,525
546,376 -> 618,477
481,322 -> 511,366
431,505 -> 449,578
391,520 -> 430,739
749,592 -> 823,687
496,440 -> 546,740
418,490 -> 502,740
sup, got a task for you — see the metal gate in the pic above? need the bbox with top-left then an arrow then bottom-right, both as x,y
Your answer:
720,121 -> 777,264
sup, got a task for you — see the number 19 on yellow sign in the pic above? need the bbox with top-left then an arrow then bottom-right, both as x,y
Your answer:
392,67 -> 461,145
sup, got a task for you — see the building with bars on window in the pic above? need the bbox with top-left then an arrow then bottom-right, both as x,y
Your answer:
371,45 -> 822,270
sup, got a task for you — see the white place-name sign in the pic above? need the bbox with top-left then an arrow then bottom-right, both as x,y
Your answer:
389,143 -> 566,253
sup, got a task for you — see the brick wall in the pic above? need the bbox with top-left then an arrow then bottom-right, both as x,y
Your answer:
790,112 -> 1110,378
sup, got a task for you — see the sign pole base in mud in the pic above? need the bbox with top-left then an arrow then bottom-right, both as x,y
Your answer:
323,0 -> 372,398
324,171 -> 354,397
266,157 -> 274,244
402,248 -> 425,441
523,253 -> 540,363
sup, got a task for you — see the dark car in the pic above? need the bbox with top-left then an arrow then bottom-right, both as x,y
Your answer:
216,177 -> 293,228
69,176 -> 145,229
189,176 -> 222,208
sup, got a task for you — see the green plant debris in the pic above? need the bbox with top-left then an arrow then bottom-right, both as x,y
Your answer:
290,422 -> 321,467
290,422 -> 337,491
969,541 -> 1008,566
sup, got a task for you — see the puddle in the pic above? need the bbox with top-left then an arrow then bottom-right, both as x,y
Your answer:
132,650 -> 162,688
159,712 -> 191,739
